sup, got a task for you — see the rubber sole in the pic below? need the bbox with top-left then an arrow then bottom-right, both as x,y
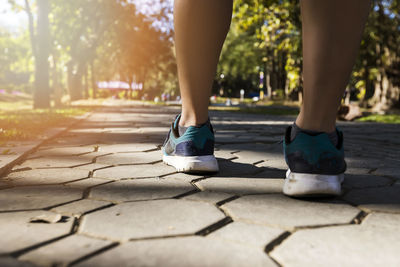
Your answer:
283,169 -> 344,197
163,154 -> 219,173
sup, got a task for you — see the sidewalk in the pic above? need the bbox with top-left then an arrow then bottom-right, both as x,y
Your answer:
1,103 -> 399,267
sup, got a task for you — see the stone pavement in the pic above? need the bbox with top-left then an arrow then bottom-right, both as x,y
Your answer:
1,104 -> 399,267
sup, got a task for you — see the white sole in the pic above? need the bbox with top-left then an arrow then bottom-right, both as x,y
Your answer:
283,169 -> 344,197
163,154 -> 219,173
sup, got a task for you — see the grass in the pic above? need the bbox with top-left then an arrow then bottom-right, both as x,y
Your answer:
357,114 -> 400,124
0,107 -> 89,142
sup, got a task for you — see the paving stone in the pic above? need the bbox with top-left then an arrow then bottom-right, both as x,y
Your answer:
34,146 -> 95,157
209,221 -> 285,248
213,148 -> 237,160
222,194 -> 360,229
216,159 -> 261,177
93,163 -> 176,180
76,236 -> 276,267
51,199 -> 111,217
65,178 -> 110,189
138,127 -> 170,134
80,199 -> 225,241
96,151 -> 161,165
259,158 -> 287,170
19,235 -> 112,267
0,211 -> 74,254
73,162 -> 111,171
17,156 -> 93,169
162,172 -> 205,182
0,258 -> 35,267
232,150 -> 277,165
184,191 -> 234,204
270,225 -> 400,267
342,174 -> 392,189
5,168 -> 89,185
345,167 -> 371,175
373,167 -> 400,180
362,212 -> 400,228
343,186 -> 400,213
0,185 -> 82,211
89,178 -> 194,202
196,177 -> 283,195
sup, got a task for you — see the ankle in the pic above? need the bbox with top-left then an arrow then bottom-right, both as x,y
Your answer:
179,112 -> 208,127
295,114 -> 336,133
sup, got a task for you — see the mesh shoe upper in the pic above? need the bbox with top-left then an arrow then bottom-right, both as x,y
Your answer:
163,116 -> 215,157
283,126 -> 346,175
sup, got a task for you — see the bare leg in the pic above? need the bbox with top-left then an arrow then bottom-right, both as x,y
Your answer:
174,0 -> 232,127
296,0 -> 371,132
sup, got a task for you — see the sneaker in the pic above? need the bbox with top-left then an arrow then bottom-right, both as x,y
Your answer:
283,126 -> 346,197
162,115 -> 219,173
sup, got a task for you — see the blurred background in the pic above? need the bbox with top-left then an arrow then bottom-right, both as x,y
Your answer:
0,0 -> 399,125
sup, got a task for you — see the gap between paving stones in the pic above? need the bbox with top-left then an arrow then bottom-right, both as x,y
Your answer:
264,209 -> 372,265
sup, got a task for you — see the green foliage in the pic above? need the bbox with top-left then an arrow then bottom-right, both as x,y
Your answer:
4,0 -> 176,104
357,114 -> 400,123
0,29 -> 32,92
218,0 -> 400,109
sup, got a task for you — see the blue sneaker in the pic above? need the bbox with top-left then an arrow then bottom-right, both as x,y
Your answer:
162,115 -> 219,173
283,126 -> 346,196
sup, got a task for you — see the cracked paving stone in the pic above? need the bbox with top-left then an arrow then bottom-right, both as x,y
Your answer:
34,146 -> 95,157
93,163 -> 176,180
0,211 -> 74,254
342,174 -> 392,189
270,224 -> 400,267
343,186 -> 400,213
76,236 -> 276,267
0,258 -> 35,267
208,221 -> 285,248
222,194 -> 360,229
19,235 -> 113,267
4,168 -> 89,186
51,199 -> 111,217
96,151 -> 161,165
80,199 -> 225,241
196,176 -> 283,195
99,143 -> 158,153
16,156 -> 93,169
184,191 -> 234,204
0,185 -> 83,211
89,178 -> 194,202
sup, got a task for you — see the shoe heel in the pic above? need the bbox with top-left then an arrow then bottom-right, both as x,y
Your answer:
163,155 -> 219,173
283,169 -> 343,197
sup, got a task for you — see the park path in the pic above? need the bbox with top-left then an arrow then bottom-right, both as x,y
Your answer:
1,102 -> 400,267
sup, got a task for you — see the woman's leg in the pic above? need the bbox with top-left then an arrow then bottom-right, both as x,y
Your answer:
174,0 -> 232,127
296,0 -> 371,132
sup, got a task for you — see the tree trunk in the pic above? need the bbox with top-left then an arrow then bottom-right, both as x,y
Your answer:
90,61 -> 97,99
52,55 -> 63,107
83,66 -> 89,99
33,0 -> 51,108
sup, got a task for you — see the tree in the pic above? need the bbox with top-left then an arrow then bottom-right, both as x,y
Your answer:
33,0 -> 51,108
